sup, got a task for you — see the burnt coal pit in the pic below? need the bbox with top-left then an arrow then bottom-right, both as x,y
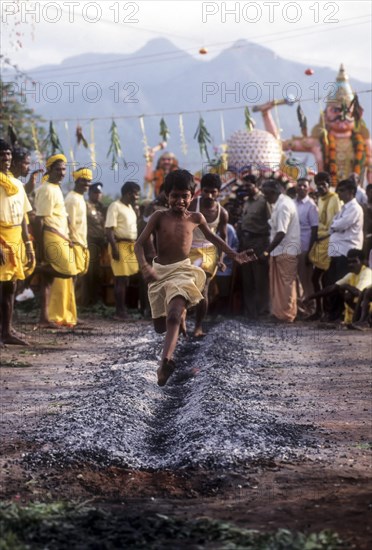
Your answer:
22,320 -> 318,474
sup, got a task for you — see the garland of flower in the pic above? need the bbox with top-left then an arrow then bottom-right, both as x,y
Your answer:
323,131 -> 366,185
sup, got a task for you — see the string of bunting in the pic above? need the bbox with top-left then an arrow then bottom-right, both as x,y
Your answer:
21,86 -> 372,171
20,88 -> 371,124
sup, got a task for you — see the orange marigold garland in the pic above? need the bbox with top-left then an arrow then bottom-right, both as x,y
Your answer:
352,132 -> 366,173
322,131 -> 366,185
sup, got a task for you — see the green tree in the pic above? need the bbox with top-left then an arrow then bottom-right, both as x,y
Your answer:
0,76 -> 46,151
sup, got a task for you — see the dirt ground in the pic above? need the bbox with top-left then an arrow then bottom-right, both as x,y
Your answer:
0,309 -> 371,549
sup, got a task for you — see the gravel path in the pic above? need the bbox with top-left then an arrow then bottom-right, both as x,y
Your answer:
20,319 -> 344,471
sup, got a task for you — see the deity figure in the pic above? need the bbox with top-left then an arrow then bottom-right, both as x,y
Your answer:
254,64 -> 372,185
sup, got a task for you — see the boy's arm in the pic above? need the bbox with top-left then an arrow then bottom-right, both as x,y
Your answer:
134,211 -> 161,282
198,214 -> 256,264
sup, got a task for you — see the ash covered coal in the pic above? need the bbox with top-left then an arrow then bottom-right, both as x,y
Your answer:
22,320 -> 318,471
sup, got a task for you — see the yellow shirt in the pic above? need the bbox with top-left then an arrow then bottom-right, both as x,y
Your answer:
336,266 -> 372,291
34,182 -> 69,237
64,190 -> 87,247
0,175 -> 32,226
318,192 -> 341,239
105,200 -> 137,240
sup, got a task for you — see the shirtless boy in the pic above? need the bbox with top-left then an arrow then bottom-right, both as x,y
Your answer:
134,169 -> 256,387
189,173 -> 228,337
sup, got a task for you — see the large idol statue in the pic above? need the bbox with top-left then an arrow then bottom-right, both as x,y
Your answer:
254,64 -> 372,185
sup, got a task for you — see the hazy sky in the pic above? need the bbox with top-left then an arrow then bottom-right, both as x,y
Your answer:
2,0 -> 371,81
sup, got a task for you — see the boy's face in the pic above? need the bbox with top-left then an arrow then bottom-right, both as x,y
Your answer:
201,186 -> 219,204
167,189 -> 193,213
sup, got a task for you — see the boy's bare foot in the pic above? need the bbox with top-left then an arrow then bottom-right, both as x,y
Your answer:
2,333 -> 29,346
157,359 -> 176,387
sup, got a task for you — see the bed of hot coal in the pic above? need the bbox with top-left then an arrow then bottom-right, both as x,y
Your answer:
19,320 -> 325,472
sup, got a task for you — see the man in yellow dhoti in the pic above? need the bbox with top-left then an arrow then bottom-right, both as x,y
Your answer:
105,181 -> 140,319
308,172 -> 341,319
34,154 -> 78,326
47,168 -> 92,326
0,139 -> 35,345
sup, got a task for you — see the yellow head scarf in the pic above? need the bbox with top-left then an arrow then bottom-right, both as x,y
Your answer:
73,168 -> 93,181
46,154 -> 67,170
0,172 -> 19,196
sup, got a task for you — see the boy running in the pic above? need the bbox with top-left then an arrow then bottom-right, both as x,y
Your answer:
134,170 -> 255,387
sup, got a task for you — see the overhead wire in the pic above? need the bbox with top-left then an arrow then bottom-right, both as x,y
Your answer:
5,15 -> 370,79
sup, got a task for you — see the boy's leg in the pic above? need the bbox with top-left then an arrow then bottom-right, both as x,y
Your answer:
157,295 -> 187,386
153,317 -> 166,333
194,275 -> 210,337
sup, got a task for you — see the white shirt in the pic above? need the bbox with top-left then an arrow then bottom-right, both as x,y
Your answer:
356,187 -> 368,206
269,194 -> 301,256
329,198 -> 364,257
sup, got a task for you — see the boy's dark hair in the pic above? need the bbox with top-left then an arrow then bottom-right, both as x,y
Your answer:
0,139 -> 12,152
347,248 -> 365,262
314,171 -> 330,185
121,181 -> 141,196
12,146 -> 30,161
201,172 -> 221,190
163,169 -> 195,195
337,179 -> 357,195
366,183 -> 372,193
